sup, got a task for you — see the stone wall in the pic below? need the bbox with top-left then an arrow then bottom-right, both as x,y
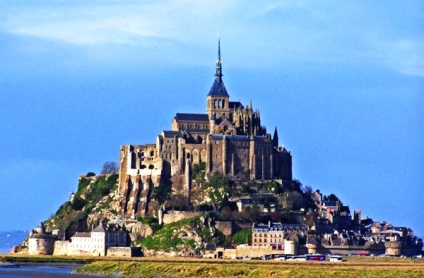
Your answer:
162,211 -> 202,224
53,241 -> 69,256
107,247 -> 142,257
316,244 -> 385,255
28,237 -> 56,255
215,221 -> 233,237
225,245 -> 278,259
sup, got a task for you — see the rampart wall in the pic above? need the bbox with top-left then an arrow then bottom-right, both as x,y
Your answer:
162,211 -> 202,224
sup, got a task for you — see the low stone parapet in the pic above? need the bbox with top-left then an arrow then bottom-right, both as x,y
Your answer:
162,211 -> 202,224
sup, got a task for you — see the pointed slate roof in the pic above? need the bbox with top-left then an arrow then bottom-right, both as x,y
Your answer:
208,78 -> 229,97
174,113 -> 209,122
207,35 -> 229,97
93,223 -> 106,232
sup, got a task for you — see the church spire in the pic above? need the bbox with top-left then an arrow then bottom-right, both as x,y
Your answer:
215,32 -> 222,79
207,33 -> 228,97
273,126 -> 279,148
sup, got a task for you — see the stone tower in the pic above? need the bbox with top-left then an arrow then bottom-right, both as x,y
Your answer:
206,35 -> 230,122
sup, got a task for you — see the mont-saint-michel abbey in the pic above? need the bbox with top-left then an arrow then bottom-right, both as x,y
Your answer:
18,38 -> 422,259
119,38 -> 292,218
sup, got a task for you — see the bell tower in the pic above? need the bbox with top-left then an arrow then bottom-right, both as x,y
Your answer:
207,33 -> 230,120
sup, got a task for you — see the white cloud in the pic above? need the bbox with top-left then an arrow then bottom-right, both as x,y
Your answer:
1,0 -> 423,76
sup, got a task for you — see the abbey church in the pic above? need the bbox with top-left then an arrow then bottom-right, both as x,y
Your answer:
118,39 -> 292,218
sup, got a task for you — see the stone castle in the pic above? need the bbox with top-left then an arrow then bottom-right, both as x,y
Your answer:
118,38 -> 292,218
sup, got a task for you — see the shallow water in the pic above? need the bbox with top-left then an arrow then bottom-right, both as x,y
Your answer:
0,263 -> 112,277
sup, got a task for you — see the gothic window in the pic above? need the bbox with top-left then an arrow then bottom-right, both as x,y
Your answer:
200,149 -> 207,162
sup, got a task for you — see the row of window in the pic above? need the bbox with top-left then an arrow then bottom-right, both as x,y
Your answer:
179,123 -> 209,129
139,151 -> 155,157
254,233 -> 283,238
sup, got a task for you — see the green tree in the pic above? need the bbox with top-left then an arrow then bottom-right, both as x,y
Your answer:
325,193 -> 343,206
192,162 -> 206,180
202,171 -> 232,211
232,229 -> 252,245
71,195 -> 86,211
152,183 -> 172,205
167,194 -> 191,211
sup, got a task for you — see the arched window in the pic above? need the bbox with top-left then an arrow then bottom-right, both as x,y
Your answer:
150,151 -> 154,157
148,165 -> 154,169
141,165 -> 146,169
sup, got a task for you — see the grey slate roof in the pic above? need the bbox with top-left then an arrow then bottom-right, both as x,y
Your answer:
229,101 -> 243,109
185,129 -> 209,133
93,223 -> 106,232
163,131 -> 182,138
174,113 -> 209,122
207,78 -> 229,97
72,232 -> 91,238
210,135 -> 250,141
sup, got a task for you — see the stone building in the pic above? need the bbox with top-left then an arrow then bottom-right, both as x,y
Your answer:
118,38 -> 293,218
252,222 -> 307,251
28,222 -> 60,255
54,222 -> 130,256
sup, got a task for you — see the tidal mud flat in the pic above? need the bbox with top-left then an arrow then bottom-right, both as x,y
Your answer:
2,255 -> 424,277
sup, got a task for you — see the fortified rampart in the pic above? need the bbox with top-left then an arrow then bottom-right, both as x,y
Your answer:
53,241 -> 69,256
28,236 -> 56,255
107,247 -> 142,257
314,244 -> 385,256
162,211 -> 202,224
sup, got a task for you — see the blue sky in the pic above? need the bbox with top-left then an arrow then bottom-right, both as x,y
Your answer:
0,1 -> 423,237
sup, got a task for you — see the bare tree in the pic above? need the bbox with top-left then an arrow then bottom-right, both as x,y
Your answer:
101,161 -> 118,174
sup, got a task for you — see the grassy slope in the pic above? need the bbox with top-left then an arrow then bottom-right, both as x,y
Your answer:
45,174 -> 118,232
137,214 -> 226,252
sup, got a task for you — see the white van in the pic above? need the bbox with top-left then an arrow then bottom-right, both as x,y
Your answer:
329,255 -> 342,262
